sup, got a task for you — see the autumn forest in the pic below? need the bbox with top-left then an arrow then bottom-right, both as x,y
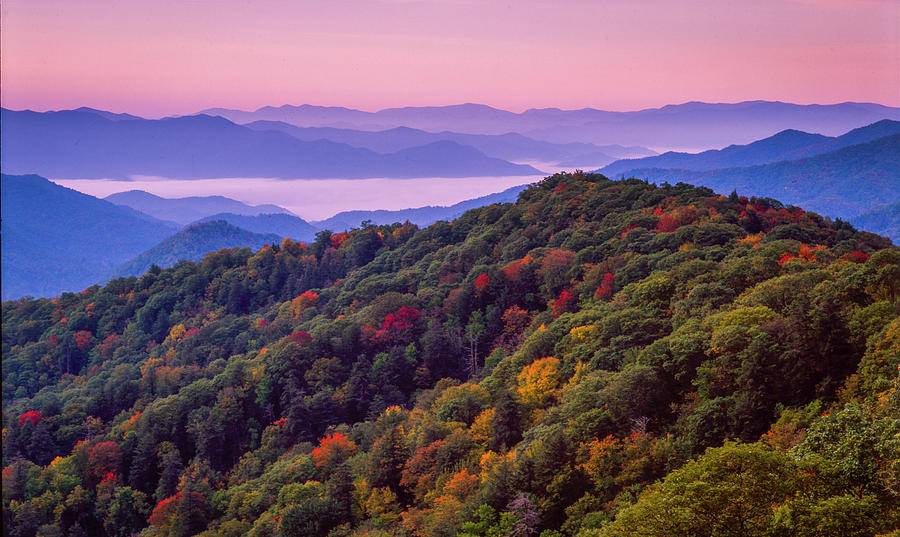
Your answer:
3,173 -> 899,537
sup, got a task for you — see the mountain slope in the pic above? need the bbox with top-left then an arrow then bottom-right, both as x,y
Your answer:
0,174 -> 177,299
3,173 -> 896,537
193,213 -> 318,243
850,201 -> 900,243
601,119 -> 900,176
617,134 -> 900,220
313,184 -> 528,230
115,220 -> 282,277
0,108 -> 540,179
105,190 -> 293,226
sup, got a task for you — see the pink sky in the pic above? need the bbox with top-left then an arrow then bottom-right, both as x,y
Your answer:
1,0 -> 898,117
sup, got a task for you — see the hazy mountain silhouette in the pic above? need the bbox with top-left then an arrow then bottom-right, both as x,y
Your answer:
193,213 -> 318,243
106,190 -> 293,226
243,121 -> 654,165
72,107 -> 144,121
115,221 -> 282,278
600,120 -> 900,177
202,102 -> 519,133
201,101 -> 900,149
1,174 -> 177,299
0,108 -> 541,179
555,149 -> 640,168
525,101 -> 900,148
616,135 -> 900,220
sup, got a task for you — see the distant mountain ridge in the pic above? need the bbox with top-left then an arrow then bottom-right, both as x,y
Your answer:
193,213 -> 318,243
243,121 -> 655,166
616,134 -> 900,220
312,185 -> 528,231
200,100 -> 900,149
0,108 -> 541,179
105,191 -> 293,226
600,119 -> 900,176
0,174 -> 177,299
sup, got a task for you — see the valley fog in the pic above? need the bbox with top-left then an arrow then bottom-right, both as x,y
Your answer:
53,175 -> 546,221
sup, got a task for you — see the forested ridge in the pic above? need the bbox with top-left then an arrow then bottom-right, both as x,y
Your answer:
3,173 -> 898,537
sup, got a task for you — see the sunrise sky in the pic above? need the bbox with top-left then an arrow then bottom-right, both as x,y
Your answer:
1,0 -> 898,118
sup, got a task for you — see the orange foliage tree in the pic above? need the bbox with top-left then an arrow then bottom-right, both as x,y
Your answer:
290,290 -> 319,319
311,432 -> 356,470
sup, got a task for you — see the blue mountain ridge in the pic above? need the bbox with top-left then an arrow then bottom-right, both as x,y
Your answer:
0,108 -> 541,179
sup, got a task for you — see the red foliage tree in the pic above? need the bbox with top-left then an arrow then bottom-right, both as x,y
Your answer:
595,272 -> 615,301
74,330 -> 93,351
655,205 -> 699,233
843,251 -> 870,263
383,307 -> 420,331
500,255 -> 533,282
288,331 -> 312,346
655,214 -> 680,233
552,288 -> 578,317
474,273 -> 490,294
18,410 -> 42,427
88,441 -> 123,480
149,491 -> 207,529
99,334 -> 119,359
374,306 -> 421,342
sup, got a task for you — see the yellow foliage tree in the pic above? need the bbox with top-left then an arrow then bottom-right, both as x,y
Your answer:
168,324 -> 186,342
469,408 -> 495,446
517,356 -> 561,407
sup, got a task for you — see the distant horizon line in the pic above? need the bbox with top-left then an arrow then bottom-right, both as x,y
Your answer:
3,99 -> 898,120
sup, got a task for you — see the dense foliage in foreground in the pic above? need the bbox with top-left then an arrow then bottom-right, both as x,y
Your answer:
3,173 -> 899,537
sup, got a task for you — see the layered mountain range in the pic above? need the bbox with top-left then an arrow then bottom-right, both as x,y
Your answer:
2,109 -> 897,300
0,109 -> 542,179
202,100 -> 900,148
597,120 -> 900,219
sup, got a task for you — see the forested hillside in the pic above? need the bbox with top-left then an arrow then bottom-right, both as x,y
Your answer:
115,221 -> 283,279
3,173 -> 898,537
